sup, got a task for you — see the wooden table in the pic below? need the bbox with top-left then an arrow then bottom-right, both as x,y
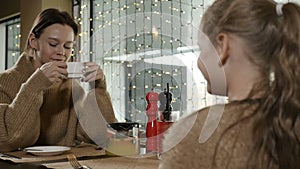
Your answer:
0,145 -> 159,169
44,155 -> 159,169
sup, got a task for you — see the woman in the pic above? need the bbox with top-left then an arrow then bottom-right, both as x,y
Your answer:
0,8 -> 116,152
159,0 -> 300,168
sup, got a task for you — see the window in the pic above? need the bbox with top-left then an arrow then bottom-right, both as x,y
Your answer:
73,0 -> 227,125
6,17 -> 20,69
0,16 -> 20,70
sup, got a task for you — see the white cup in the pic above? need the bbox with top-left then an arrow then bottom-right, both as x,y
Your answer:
66,62 -> 84,78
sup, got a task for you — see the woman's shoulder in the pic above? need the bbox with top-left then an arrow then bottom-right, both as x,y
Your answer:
0,53 -> 33,80
193,101 -> 257,123
160,101 -> 258,169
0,53 -> 53,95
0,66 -> 19,86
163,101 -> 257,151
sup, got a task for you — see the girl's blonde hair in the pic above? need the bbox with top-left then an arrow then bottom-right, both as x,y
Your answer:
202,0 -> 300,168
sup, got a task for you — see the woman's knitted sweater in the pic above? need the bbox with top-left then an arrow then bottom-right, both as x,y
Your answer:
0,53 -> 116,152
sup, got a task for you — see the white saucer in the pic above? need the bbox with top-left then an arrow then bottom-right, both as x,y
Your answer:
24,146 -> 71,156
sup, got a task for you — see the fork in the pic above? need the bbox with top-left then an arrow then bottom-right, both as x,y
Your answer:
67,154 -> 92,169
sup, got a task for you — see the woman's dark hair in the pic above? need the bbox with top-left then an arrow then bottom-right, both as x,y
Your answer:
25,8 -> 79,50
202,0 -> 300,168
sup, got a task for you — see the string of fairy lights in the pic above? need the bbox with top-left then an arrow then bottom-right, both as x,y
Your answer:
0,0 -> 293,123
5,17 -> 21,69
72,0 -> 218,123
3,0 -> 294,69
4,0 -> 292,123
3,0 -> 238,123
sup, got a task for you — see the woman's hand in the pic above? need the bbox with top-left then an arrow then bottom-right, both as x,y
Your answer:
82,62 -> 105,82
39,61 -> 68,82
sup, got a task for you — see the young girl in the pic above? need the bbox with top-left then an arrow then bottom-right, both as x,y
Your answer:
159,0 -> 300,168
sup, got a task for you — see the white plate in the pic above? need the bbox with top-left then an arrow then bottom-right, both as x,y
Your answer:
24,146 -> 71,156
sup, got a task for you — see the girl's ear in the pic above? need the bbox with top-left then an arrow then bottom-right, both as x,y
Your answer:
216,33 -> 230,66
28,33 -> 38,50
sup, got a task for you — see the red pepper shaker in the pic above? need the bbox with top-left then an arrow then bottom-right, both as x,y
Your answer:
145,91 -> 159,152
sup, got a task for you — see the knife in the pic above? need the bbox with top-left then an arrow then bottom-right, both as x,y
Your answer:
0,153 -> 22,159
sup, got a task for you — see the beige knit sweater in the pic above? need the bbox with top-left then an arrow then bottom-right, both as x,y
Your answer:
159,101 -> 266,169
0,53 -> 117,152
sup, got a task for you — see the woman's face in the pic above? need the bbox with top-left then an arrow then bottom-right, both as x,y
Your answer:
30,24 -> 75,65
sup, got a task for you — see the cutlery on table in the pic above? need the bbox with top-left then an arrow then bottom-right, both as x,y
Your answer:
0,153 -> 21,159
67,154 -> 92,169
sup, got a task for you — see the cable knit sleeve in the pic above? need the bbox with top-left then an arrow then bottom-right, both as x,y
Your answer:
0,69 -> 52,152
